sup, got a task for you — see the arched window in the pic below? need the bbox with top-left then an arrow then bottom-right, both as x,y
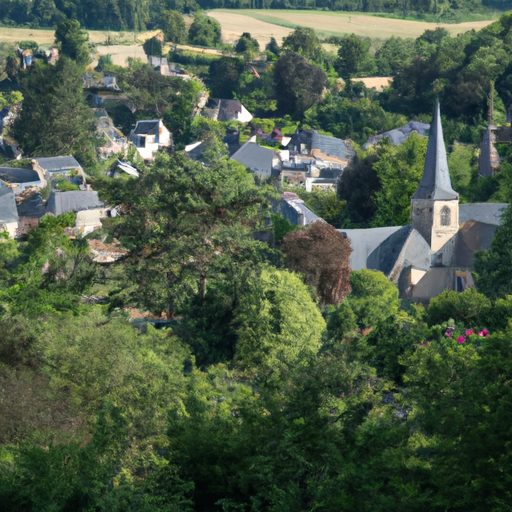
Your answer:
441,206 -> 451,226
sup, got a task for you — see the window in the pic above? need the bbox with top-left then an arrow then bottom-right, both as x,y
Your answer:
441,206 -> 451,226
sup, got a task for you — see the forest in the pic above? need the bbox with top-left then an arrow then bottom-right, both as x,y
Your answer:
0,10 -> 512,512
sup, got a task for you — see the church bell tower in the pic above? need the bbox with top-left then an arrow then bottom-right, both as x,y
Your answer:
411,101 -> 459,259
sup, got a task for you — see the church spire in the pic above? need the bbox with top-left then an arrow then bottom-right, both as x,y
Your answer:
413,100 -> 458,201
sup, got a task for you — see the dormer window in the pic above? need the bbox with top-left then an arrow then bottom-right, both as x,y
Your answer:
441,206 -> 451,226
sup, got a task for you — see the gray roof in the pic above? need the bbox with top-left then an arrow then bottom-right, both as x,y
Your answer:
339,226 -> 403,270
364,121 -> 430,147
366,225 -> 431,278
293,200 -> 322,224
132,120 -> 160,135
231,141 -> 274,178
46,191 -> 104,215
35,156 -> 81,173
311,131 -> 355,161
0,167 -> 40,184
0,180 -> 19,224
290,130 -> 355,161
413,102 -> 458,201
454,220 -> 498,268
148,56 -> 168,68
17,193 -> 45,218
459,203 -> 507,226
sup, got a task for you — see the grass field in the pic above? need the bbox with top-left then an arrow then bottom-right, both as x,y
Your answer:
208,9 -> 495,46
0,27 -> 155,46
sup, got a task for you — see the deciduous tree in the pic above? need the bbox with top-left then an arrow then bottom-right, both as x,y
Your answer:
282,221 -> 352,305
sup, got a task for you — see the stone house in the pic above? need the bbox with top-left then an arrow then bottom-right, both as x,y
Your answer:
0,180 -> 19,238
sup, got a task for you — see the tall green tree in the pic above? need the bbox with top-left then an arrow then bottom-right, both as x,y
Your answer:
188,12 -> 221,47
336,34 -> 376,78
54,18 -> 90,68
273,51 -> 326,119
160,9 -> 187,44
12,57 -> 96,164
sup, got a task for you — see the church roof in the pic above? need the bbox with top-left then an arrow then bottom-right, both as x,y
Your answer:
459,203 -> 507,226
413,101 -> 458,201
339,226 -> 403,270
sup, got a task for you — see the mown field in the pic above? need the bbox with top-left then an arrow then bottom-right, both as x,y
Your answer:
208,9 -> 494,45
0,27 -> 154,45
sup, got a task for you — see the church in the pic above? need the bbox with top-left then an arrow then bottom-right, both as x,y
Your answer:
341,102 -> 508,302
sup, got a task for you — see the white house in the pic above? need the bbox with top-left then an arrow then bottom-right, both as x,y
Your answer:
128,120 -> 172,161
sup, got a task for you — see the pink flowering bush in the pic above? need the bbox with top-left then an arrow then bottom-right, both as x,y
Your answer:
442,322 -> 489,346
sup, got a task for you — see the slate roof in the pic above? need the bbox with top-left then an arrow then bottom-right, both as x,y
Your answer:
364,121 -> 430,147
366,225 -> 431,277
231,141 -> 275,178
454,220 -> 498,268
0,167 -> 40,184
413,102 -> 458,201
132,120 -> 160,135
289,130 -> 354,162
17,193 -> 45,218
0,180 -> 19,224
339,226 -> 403,270
46,191 -> 104,216
35,156 -> 81,173
459,203 -> 507,226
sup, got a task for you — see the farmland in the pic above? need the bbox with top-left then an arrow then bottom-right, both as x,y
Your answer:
208,9 -> 494,45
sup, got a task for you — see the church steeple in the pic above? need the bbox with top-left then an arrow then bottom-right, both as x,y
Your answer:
411,101 -> 459,257
413,100 -> 458,201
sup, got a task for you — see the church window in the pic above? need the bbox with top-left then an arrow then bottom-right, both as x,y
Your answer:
441,206 -> 451,226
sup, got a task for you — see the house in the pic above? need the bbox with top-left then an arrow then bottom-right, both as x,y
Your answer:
364,121 -> 430,148
103,76 -> 121,90
340,102 -> 508,302
0,180 -> 19,238
46,190 -> 106,235
272,192 -> 322,227
203,99 -> 253,123
16,191 -> 45,236
46,190 -> 104,216
94,109 -> 128,157
33,156 -> 83,180
0,166 -> 44,194
230,138 -> 279,179
128,119 -> 172,161
289,130 -> 355,168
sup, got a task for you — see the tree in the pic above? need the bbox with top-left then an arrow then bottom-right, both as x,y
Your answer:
207,56 -> 245,99
282,222 -> 352,305
234,32 -> 260,61
188,13 -> 221,47
143,35 -> 164,57
112,152 -> 263,319
234,267 -> 325,380
54,18 -> 89,68
473,205 -> 512,299
342,269 -> 400,331
375,36 -> 415,76
11,57 -> 96,164
282,27 -> 321,61
160,9 -> 187,44
273,51 -> 326,119
336,34 -> 376,78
